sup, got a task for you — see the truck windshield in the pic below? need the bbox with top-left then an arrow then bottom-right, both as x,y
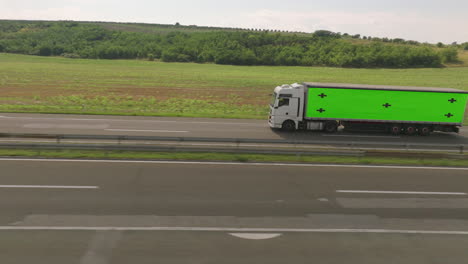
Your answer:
270,93 -> 277,106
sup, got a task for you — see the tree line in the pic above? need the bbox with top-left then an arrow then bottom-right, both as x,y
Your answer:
0,21 -> 464,68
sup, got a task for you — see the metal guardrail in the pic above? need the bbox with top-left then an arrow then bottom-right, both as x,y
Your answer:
0,142 -> 365,157
0,133 -> 466,156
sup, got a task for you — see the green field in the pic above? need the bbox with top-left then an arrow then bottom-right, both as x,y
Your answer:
1,53 -> 467,122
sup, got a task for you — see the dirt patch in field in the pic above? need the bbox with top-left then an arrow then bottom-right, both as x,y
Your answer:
0,85 -> 81,97
0,84 -> 270,106
105,87 -> 269,106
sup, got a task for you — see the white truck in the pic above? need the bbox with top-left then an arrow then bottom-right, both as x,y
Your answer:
268,82 -> 468,135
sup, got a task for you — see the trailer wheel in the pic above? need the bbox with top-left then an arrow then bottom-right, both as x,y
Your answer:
419,126 -> 431,136
404,125 -> 417,136
281,120 -> 296,131
389,124 -> 402,135
324,121 -> 338,133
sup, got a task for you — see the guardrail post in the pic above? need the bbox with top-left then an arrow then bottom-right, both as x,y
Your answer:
56,136 -> 60,144
296,152 -> 301,159
460,145 -> 464,154
295,142 -> 300,159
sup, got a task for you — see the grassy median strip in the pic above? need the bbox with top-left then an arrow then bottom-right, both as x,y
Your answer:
0,149 -> 467,167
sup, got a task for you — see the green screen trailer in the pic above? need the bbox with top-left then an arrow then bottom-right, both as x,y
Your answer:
303,82 -> 468,134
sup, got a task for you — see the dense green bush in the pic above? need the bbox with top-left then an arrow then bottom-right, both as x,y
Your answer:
0,20 -> 457,68
439,48 -> 459,63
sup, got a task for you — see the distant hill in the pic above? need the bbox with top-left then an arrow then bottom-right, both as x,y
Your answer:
0,20 -> 466,68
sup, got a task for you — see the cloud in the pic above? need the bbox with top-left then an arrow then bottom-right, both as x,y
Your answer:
234,9 -> 467,43
1,4 -> 466,44
1,6 -> 85,21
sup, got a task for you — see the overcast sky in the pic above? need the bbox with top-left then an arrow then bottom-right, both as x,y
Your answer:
2,0 -> 467,44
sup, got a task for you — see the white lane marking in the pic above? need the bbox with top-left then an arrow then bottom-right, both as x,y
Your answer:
336,190 -> 467,196
23,124 -> 108,129
0,139 -> 112,144
105,129 -> 188,133
0,116 -> 261,126
321,134 -> 400,139
0,185 -> 99,189
3,226 -> 468,235
1,158 -> 468,171
80,231 -> 122,264
337,198 -> 468,209
229,233 -> 282,240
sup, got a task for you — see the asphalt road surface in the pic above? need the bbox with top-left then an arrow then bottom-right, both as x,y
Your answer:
0,113 -> 467,145
1,158 -> 468,263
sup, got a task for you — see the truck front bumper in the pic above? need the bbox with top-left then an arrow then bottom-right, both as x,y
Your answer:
268,118 -> 282,129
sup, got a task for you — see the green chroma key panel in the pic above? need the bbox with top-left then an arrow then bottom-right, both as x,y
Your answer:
305,87 -> 468,124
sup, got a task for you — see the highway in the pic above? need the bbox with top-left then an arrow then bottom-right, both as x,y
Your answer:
1,159 -> 468,263
1,113 -> 467,145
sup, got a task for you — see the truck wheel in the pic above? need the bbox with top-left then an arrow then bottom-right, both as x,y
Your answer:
389,124 -> 402,135
281,120 -> 296,131
419,126 -> 431,136
324,121 -> 338,133
404,125 -> 417,136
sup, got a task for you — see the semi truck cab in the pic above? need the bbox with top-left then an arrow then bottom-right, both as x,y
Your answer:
269,83 -> 305,131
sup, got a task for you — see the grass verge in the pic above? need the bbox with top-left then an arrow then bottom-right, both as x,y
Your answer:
1,149 -> 467,167
1,53 -> 467,123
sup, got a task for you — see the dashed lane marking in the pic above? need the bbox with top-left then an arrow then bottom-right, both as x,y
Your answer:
105,129 -> 188,133
0,185 -> 99,189
321,134 -> 401,139
0,116 -> 262,126
337,190 -> 467,196
229,233 -> 282,240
